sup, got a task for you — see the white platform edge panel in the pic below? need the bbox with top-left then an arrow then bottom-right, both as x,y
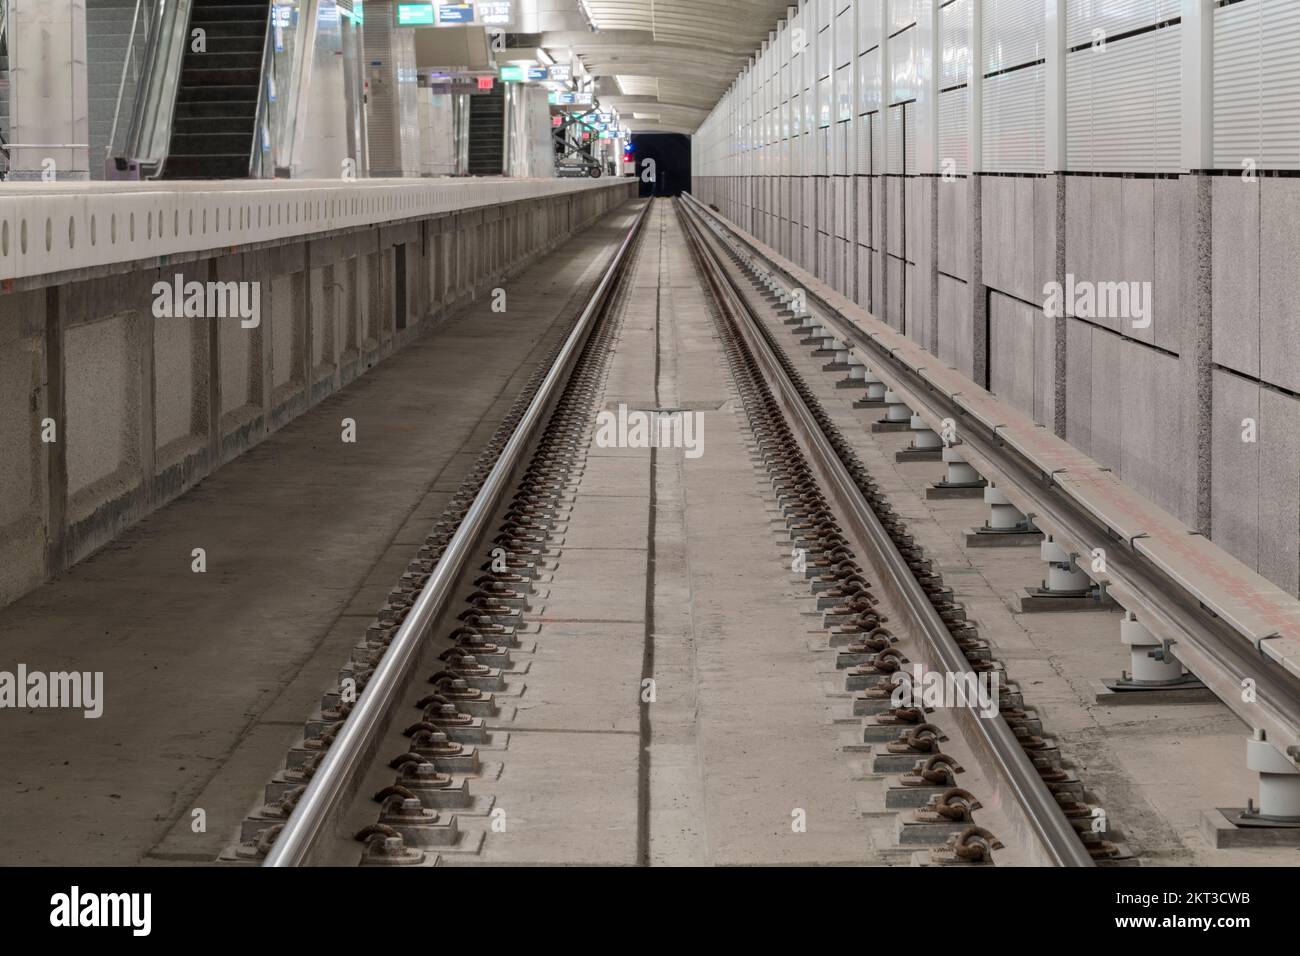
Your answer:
0,177 -> 630,283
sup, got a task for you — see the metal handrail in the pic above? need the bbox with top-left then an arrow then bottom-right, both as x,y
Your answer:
262,197 -> 652,866
121,0 -> 194,177
248,2 -> 275,177
106,0 -> 148,164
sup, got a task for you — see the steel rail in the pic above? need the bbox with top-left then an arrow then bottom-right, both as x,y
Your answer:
676,197 -> 1093,867
681,192 -> 1300,766
264,198 -> 652,866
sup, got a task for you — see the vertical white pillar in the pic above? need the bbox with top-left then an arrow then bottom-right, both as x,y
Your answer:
1044,0 -> 1066,173
8,0 -> 90,181
879,0 -> 892,176
917,0 -> 941,174
968,0 -> 983,173
1180,0 -> 1215,173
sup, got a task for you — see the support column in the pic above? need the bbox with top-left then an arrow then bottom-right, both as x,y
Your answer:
967,0 -> 987,388
7,0 -> 90,181
1182,0 -> 1216,537
964,483 -> 1042,547
925,443 -> 987,499
1046,0 -> 1068,438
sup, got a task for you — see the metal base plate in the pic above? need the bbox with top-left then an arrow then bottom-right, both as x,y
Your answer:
1201,808 -> 1300,848
963,528 -> 1044,548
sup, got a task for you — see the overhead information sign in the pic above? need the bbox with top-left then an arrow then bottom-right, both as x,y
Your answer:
436,3 -> 474,24
396,2 -> 435,24
396,1 -> 511,27
479,1 -> 512,25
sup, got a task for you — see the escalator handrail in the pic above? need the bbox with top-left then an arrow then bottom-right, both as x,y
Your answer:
120,0 -> 194,178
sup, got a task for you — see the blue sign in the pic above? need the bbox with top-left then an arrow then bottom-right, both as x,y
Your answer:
436,3 -> 474,24
526,66 -> 549,81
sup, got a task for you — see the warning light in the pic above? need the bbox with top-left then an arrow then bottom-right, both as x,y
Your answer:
477,76 -> 494,91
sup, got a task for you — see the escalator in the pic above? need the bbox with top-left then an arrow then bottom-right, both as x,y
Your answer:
467,84 -> 505,176
161,0 -> 270,179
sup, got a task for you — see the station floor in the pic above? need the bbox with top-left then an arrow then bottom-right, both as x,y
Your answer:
0,204 -> 643,865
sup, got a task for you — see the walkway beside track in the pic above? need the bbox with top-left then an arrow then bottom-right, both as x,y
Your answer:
0,204 -> 644,865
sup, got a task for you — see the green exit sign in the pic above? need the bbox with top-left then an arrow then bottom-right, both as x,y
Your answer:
499,66 -> 525,82
396,3 -> 435,25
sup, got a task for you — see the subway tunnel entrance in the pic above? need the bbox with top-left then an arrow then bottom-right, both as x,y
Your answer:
632,133 -> 692,198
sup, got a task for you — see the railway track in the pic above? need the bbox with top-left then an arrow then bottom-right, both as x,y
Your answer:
235,199 -> 654,866
675,197 -> 1107,866
218,196 -> 1200,867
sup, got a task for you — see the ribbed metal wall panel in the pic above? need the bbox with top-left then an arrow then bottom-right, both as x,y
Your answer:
859,0 -> 882,52
819,24 -> 833,78
857,110 -> 874,174
888,102 -> 904,173
859,47 -> 882,114
1212,0 -> 1267,168
892,0 -> 918,33
1066,24 -> 1181,172
1064,0 -> 1181,49
872,107 -> 883,173
890,27 -> 919,105
905,101 -> 916,173
982,64 -> 1044,172
842,116 -> 856,174
836,7 -> 854,66
819,74 -> 834,127
837,63 -> 854,121
1259,0 -> 1300,168
983,0 -> 1046,73
939,86 -> 970,175
1153,25 -> 1182,172
886,101 -> 916,174
941,0 -> 972,89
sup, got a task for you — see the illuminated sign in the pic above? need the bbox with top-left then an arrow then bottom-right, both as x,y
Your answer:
436,2 -> 475,24
558,91 -> 576,104
526,66 -> 549,81
396,2 -> 435,24
398,1 -> 509,27
479,1 -> 512,25
478,76 -> 495,91
499,65 -> 525,82
548,65 -> 572,82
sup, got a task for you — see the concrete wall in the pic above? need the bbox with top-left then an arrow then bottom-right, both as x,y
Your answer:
0,181 -> 636,610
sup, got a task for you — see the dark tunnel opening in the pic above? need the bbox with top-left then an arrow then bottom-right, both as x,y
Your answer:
631,132 -> 692,198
